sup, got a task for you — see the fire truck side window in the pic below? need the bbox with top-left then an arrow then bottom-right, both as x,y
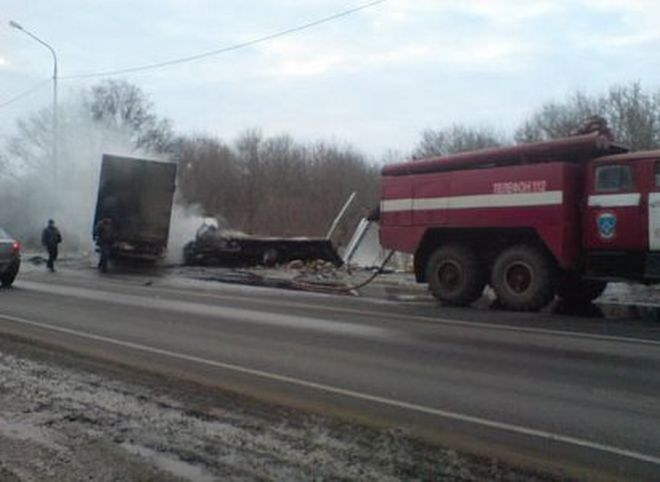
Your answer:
595,165 -> 633,192
655,162 -> 660,187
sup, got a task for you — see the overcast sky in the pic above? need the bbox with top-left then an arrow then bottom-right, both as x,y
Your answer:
2,0 -> 660,158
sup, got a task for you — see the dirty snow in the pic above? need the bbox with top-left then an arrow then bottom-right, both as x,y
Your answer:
0,339 -> 558,481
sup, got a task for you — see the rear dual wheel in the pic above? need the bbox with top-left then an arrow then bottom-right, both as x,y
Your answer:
427,243 -> 558,311
490,245 -> 555,311
426,244 -> 485,306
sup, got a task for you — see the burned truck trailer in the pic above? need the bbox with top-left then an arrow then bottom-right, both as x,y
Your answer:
94,154 -> 177,261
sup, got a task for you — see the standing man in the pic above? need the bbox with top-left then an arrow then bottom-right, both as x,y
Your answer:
41,219 -> 62,272
94,217 -> 114,273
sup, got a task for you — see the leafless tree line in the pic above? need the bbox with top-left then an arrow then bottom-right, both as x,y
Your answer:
172,131 -> 380,240
414,82 -> 660,156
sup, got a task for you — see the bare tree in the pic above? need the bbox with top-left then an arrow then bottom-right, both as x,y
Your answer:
257,135 -> 308,235
599,83 -> 660,150
1,107 -> 57,244
88,79 -> 174,153
173,130 -> 379,242
514,92 -> 597,143
380,148 -> 406,165
514,83 -> 660,150
172,135 -> 240,223
234,129 -> 264,233
5,108 -> 53,173
413,125 -> 505,158
305,142 -> 379,240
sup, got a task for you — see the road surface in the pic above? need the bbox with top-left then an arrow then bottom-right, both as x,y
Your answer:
1,267 -> 659,480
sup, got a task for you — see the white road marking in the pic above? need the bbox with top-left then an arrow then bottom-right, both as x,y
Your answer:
0,312 -> 659,467
17,279 -> 660,347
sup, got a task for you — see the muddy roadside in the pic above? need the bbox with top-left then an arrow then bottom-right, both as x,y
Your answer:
0,332 -> 566,482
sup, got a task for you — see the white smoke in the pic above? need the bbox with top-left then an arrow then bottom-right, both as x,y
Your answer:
2,90 -> 214,267
166,203 -> 207,264
1,95 -> 159,253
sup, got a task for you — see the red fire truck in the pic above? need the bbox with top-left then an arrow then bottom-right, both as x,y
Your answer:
379,133 -> 660,311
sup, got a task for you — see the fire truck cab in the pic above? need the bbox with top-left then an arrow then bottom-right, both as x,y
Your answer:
379,134 -> 660,311
584,151 -> 660,280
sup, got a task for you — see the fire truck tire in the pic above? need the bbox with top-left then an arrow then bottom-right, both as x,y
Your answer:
426,244 -> 485,306
491,245 -> 555,311
556,275 -> 607,303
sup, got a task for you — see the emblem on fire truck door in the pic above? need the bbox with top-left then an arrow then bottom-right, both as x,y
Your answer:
597,212 -> 617,240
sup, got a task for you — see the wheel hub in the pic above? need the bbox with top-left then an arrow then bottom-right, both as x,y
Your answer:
438,260 -> 463,292
505,262 -> 533,294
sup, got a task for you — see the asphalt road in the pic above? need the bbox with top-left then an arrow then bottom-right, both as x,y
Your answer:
1,267 -> 659,480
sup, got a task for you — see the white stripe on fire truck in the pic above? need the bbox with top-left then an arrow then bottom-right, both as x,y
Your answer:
381,190 -> 563,213
587,193 -> 641,208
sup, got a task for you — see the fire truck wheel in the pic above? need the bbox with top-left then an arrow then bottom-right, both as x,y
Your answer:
426,244 -> 485,306
556,275 -> 607,304
491,245 -> 555,311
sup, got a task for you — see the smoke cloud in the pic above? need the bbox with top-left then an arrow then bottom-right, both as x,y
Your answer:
0,95 -> 167,254
166,203 -> 206,264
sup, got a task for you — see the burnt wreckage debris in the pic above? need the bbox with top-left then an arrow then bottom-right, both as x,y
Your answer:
183,221 -> 343,268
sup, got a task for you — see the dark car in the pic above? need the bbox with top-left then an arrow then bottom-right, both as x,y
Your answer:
0,227 -> 20,287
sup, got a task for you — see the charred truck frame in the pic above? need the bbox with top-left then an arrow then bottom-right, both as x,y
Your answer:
183,222 -> 342,268
379,133 -> 660,311
94,154 -> 177,261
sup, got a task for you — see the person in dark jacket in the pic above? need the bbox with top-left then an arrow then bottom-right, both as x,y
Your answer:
93,217 -> 114,273
41,219 -> 62,272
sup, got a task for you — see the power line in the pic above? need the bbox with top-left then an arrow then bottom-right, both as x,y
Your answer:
62,0 -> 387,80
0,78 -> 51,108
1,1 -> 386,108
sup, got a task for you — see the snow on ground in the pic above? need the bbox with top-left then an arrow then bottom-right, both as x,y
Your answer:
0,338 -> 557,481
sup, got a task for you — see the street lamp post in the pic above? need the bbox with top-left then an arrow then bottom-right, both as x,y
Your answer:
9,20 -> 58,188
